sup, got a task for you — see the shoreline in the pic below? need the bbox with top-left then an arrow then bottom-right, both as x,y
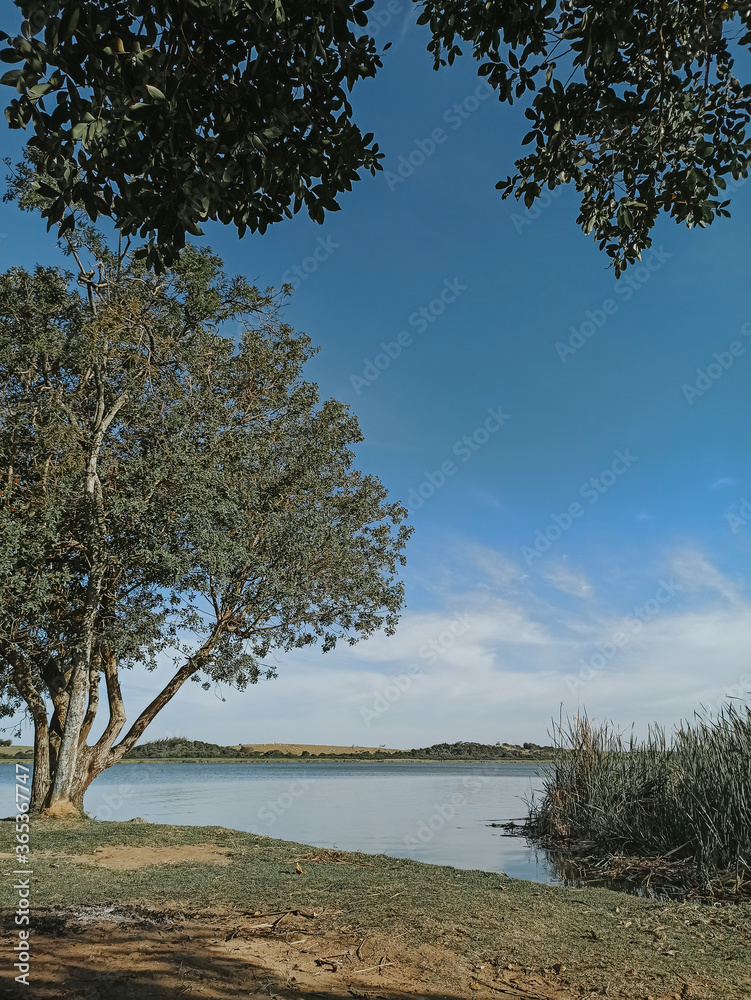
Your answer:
0,756 -> 555,765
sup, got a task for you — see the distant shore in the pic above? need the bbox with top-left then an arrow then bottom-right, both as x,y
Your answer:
0,755 -> 554,765
0,739 -> 557,765
56,755 -> 554,765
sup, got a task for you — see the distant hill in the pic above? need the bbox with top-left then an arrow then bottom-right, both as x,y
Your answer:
0,744 -> 33,760
233,743 -> 401,756
404,741 -> 555,760
123,737 -> 554,761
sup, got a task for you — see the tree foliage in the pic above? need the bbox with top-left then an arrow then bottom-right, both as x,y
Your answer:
0,231 -> 410,812
418,0 -> 751,273
3,3 -> 751,271
0,0 -> 384,269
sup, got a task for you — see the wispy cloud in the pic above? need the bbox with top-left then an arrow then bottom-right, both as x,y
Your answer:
12,541 -> 751,749
543,563 -> 593,599
669,547 -> 742,604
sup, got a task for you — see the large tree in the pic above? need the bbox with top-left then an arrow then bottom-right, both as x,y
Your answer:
0,0 -> 385,269
0,231 -> 410,816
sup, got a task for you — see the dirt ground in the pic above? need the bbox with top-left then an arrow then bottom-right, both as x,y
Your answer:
63,843 -> 236,869
0,901 -> 577,1000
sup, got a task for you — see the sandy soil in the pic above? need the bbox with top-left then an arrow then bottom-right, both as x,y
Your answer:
0,844 -> 235,870
1,902 -> 576,1000
234,744 -> 401,755
74,844 -> 236,869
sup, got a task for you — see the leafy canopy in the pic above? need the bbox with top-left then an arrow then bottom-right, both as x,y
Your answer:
0,0 -> 384,269
418,0 -> 751,273
4,3 -> 750,272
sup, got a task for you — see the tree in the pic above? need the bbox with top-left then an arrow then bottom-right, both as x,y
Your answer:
418,0 -> 751,273
0,0 -> 385,269
4,3 -> 751,272
0,233 -> 411,816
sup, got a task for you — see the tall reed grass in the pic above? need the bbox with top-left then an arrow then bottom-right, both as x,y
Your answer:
527,704 -> 751,887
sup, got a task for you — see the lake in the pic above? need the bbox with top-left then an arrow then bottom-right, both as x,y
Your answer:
1,759 -> 561,884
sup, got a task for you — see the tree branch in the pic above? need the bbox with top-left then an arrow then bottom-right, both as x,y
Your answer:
90,643 -> 127,756
78,652 -> 101,747
109,639 -> 220,762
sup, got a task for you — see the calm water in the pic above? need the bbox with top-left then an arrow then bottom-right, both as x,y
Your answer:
1,760 -> 560,884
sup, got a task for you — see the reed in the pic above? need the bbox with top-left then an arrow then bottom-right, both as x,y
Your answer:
527,704 -> 751,889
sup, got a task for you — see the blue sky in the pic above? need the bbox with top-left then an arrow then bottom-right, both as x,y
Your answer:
3,2 -> 751,748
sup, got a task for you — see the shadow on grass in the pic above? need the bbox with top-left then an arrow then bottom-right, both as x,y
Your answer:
1,907 -> 568,1000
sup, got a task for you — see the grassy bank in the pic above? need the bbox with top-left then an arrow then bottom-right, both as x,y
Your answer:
525,708 -> 751,897
1,818 -> 750,999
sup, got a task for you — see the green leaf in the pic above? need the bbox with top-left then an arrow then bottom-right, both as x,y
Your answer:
58,4 -> 81,42
0,69 -> 23,87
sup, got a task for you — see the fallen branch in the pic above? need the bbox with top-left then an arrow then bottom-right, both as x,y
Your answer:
353,961 -> 394,975
286,850 -> 373,868
472,979 -> 549,999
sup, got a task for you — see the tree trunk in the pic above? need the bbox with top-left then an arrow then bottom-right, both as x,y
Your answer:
30,715 -> 51,811
37,646 -> 212,817
5,652 -> 53,812
44,655 -> 92,816
40,746 -> 99,817
41,382 -> 130,815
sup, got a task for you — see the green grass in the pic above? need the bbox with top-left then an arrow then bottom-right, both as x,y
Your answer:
2,818 -> 750,999
526,706 -> 751,893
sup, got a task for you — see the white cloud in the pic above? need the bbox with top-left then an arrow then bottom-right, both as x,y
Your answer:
669,547 -> 742,604
543,563 -> 593,598
11,542 -> 751,750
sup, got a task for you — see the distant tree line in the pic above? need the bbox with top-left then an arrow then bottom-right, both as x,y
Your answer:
404,741 -> 555,760
123,737 -> 555,761
125,738 -> 252,759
